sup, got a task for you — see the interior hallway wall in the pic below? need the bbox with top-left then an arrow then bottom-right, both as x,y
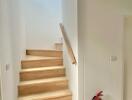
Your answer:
78,0 -> 124,100
62,0 -> 78,100
0,0 -> 17,99
124,16 -> 132,100
0,0 -> 27,99
20,0 -> 62,50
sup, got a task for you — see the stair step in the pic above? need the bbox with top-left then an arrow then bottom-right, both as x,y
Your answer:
24,55 -> 59,61
18,89 -> 72,100
20,66 -> 65,81
18,77 -> 68,96
21,59 -> 63,69
26,49 -> 63,57
55,43 -> 63,51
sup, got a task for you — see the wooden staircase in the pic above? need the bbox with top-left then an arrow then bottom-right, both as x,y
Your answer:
18,50 -> 72,100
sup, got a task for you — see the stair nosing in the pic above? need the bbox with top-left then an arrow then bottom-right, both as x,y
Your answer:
26,49 -> 63,52
19,77 -> 68,86
21,58 -> 63,62
18,89 -> 72,100
20,66 -> 65,72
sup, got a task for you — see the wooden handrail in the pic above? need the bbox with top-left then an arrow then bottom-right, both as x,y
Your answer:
59,23 -> 76,64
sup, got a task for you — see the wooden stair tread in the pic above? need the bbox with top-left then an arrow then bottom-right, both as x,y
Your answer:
18,89 -> 72,100
27,49 -> 62,52
23,55 -> 62,61
20,66 -> 65,81
21,66 -> 64,72
18,49 -> 72,99
21,58 -> 63,69
26,49 -> 63,57
19,77 -> 67,86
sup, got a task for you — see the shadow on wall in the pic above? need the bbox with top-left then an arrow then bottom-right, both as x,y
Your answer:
102,94 -> 113,100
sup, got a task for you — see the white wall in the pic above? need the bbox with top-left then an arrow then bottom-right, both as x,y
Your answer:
0,0 -> 26,99
62,0 -> 78,100
20,0 -> 62,50
124,16 -> 132,100
78,0 -> 124,100
0,0 -> 17,99
9,0 -> 25,99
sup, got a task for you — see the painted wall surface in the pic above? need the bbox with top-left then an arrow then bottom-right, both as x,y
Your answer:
78,0 -> 124,100
20,0 -> 62,49
0,63 -> 1,100
9,0 -> 26,99
0,0 -> 17,100
0,1 -> 62,100
124,16 -> 132,100
62,0 -> 78,100
0,0 -> 25,99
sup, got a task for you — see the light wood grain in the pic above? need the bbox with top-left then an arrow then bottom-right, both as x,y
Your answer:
59,23 -> 76,64
20,66 -> 65,81
18,77 -> 68,96
47,96 -> 72,100
55,43 -> 63,51
21,59 -> 63,69
18,90 -> 72,100
26,50 -> 63,58
18,50 -> 72,100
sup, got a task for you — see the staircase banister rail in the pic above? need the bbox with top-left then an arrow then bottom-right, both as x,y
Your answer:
59,23 -> 76,64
